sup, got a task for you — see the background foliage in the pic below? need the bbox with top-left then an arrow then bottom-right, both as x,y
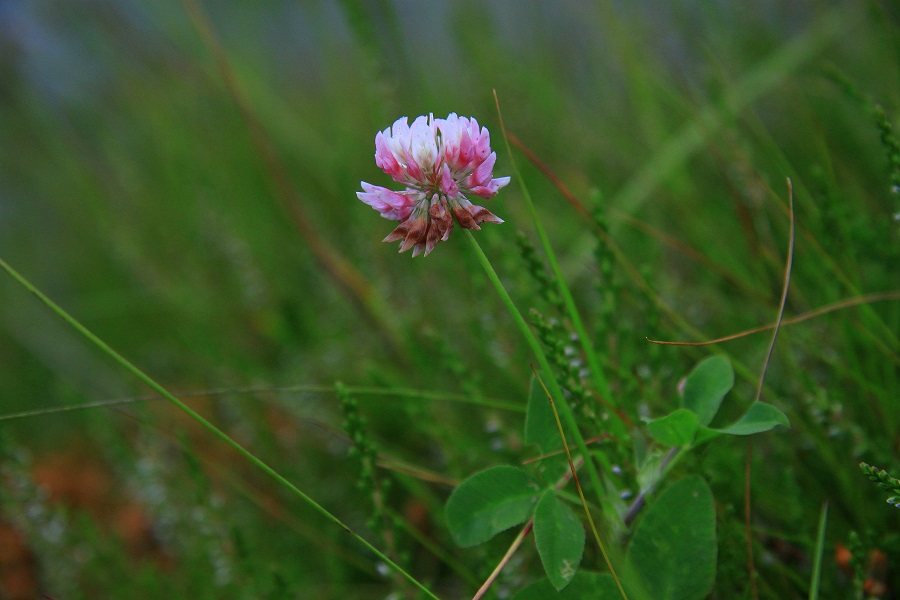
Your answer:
0,1 -> 897,598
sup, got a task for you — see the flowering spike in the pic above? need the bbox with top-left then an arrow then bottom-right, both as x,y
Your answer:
359,113 -> 509,256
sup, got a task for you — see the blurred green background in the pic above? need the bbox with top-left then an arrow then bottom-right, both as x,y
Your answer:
0,1 -> 897,598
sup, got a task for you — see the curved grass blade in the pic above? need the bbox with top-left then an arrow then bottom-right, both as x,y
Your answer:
0,256 -> 441,600
809,502 -> 829,600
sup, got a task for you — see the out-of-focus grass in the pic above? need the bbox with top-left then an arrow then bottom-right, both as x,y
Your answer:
0,1 -> 897,598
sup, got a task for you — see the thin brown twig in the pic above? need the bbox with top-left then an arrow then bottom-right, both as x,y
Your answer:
646,290 -> 900,346
756,178 -> 794,404
521,434 -> 616,465
471,521 -> 534,600
745,178 -> 795,600
375,458 -> 459,487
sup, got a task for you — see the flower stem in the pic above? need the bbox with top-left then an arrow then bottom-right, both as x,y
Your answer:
0,256 -> 440,600
461,230 -> 608,511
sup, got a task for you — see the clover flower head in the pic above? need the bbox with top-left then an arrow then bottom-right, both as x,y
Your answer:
357,113 -> 510,257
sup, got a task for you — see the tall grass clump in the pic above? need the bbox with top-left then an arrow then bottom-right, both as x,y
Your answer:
0,2 -> 896,598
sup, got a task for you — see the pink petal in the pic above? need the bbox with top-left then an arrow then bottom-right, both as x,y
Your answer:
440,163 -> 459,196
466,151 -> 497,189
442,134 -> 460,169
389,116 -> 410,139
404,151 -> 424,182
472,126 -> 491,163
357,182 -> 416,221
374,132 -> 402,180
456,128 -> 475,171
468,176 -> 511,199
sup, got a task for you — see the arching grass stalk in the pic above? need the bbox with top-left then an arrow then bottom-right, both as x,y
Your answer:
808,502 -> 829,600
461,230 -> 608,514
0,257 -> 441,600
0,384 -> 524,423
492,92 -> 627,441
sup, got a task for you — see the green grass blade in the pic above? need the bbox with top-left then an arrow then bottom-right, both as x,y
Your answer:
0,384 -> 523,423
809,502 -> 829,600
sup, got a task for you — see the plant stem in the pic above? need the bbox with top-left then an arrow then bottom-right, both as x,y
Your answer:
461,230 -> 610,515
623,446 -> 683,527
0,256 -> 440,600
